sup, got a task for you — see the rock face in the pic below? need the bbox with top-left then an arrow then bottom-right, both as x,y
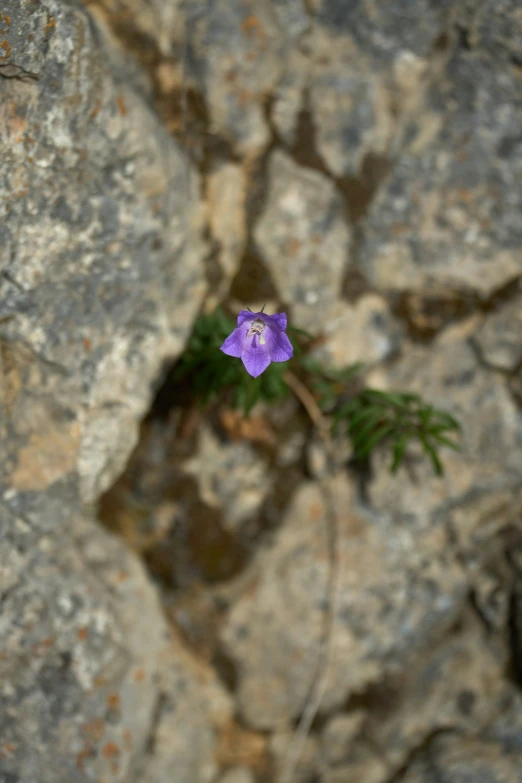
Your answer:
0,1 -> 219,781
359,50 -> 522,297
2,0 -> 522,782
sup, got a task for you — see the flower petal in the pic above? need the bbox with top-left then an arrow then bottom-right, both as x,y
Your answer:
242,349 -> 271,378
264,312 -> 287,331
220,327 -> 245,357
241,334 -> 271,377
268,329 -> 293,362
237,310 -> 255,327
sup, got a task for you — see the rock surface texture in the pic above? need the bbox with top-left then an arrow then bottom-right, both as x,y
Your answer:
2,0 -> 522,782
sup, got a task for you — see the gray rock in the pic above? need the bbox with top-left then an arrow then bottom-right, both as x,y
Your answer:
312,0 -> 446,62
0,0 -> 206,507
400,734 -> 522,783
91,0 -> 183,56
359,52 -> 522,296
453,0 -> 522,64
254,150 -> 351,329
206,162 -> 248,301
0,503 -> 167,783
308,30 -> 394,178
221,476 -> 467,730
312,295 -> 402,369
472,293 -> 522,371
320,711 -> 366,766
137,643 -> 232,783
0,0 -> 210,780
219,767 -> 256,783
367,319 -> 522,519
187,0 -> 284,158
272,0 -> 310,44
183,424 -> 271,531
271,47 -> 309,147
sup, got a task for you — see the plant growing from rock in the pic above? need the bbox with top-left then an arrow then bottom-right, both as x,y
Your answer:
174,307 -> 460,474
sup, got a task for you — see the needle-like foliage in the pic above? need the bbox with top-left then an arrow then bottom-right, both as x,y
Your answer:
173,308 -> 461,474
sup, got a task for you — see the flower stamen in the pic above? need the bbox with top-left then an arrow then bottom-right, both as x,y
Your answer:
247,319 -> 266,344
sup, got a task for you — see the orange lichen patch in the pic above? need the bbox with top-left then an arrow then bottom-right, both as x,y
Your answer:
10,420 -> 80,492
83,337 -> 92,352
391,223 -> 411,236
241,14 -> 261,33
123,729 -> 132,751
133,667 -> 145,683
77,627 -> 89,641
107,693 -> 120,711
215,720 -> 268,772
310,502 -> 324,521
89,100 -> 102,120
76,746 -> 95,772
102,742 -> 120,760
237,89 -> 254,106
116,570 -> 128,582
456,188 -> 473,203
4,100 -> 28,139
0,37 -> 12,62
2,744 -> 15,755
116,95 -> 127,117
285,238 -> 302,256
83,718 -> 105,743
44,16 -> 56,34
94,675 -> 107,689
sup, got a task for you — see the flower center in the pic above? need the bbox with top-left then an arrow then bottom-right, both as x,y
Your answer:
247,318 -> 266,345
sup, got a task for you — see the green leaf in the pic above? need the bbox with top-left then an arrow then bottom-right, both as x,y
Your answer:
429,431 -> 461,451
355,421 -> 396,460
348,405 -> 385,433
390,436 -> 408,472
420,434 -> 443,476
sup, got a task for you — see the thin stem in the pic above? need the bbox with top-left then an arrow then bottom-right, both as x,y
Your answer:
280,372 -> 342,783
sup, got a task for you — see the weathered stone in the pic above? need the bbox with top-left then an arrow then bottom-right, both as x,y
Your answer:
206,162 -> 248,299
272,0 -> 310,43
453,0 -> 522,64
137,641 -> 232,783
367,319 -> 522,519
400,733 -> 522,783
187,0 -> 283,158
0,0 -> 206,507
271,47 -> 310,147
0,503 -> 166,783
0,0 -> 208,780
254,150 -> 351,329
221,475 -> 467,730
219,767 -> 256,783
270,731 -> 320,783
308,30 -> 394,178
320,711 -> 366,766
359,52 -> 522,297
313,295 -> 402,369
92,0 -> 183,56
472,293 -> 522,371
317,616 -> 509,782
312,0 -> 446,62
183,424 -> 271,531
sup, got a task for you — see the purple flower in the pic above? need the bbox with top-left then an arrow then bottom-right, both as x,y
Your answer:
220,310 -> 294,378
